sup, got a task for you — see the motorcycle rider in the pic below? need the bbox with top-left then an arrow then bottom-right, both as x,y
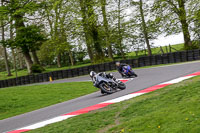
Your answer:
116,62 -> 137,77
90,71 -> 116,94
116,62 -> 127,77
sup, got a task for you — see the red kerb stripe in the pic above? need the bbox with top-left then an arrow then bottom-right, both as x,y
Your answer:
7,129 -> 30,133
133,83 -> 172,93
119,80 -> 129,83
63,103 -> 113,115
185,71 -> 200,76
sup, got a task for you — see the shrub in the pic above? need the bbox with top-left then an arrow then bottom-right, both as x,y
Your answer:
31,64 -> 44,73
185,41 -> 200,50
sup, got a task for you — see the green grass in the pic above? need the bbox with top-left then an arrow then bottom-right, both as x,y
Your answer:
0,69 -> 28,80
127,43 -> 184,57
44,63 -> 92,72
0,81 -> 97,120
28,76 -> 200,133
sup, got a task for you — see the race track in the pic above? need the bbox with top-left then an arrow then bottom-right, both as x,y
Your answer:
1,61 -> 200,133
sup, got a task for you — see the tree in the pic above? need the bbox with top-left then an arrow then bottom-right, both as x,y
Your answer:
100,0 -> 114,60
41,0 -> 76,67
0,0 -> 45,73
0,0 -> 12,76
138,0 -> 152,56
129,0 -> 162,56
153,0 -> 193,49
188,0 -> 200,43
79,0 -> 94,62
9,25 -> 46,73
79,0 -> 105,62
117,0 -> 125,59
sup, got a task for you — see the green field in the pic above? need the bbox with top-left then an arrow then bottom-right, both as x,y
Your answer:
0,44 -> 184,81
127,43 -> 184,58
28,76 -> 200,133
0,82 -> 97,120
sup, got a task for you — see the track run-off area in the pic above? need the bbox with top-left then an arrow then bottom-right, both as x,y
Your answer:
1,61 -> 200,133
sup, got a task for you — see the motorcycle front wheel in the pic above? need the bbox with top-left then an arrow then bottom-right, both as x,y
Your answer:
130,71 -> 138,77
99,82 -> 114,94
118,81 -> 126,90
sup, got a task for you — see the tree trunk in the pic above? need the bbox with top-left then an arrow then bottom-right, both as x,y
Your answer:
118,0 -> 125,59
3,47 -> 12,76
10,20 -> 17,77
17,49 -> 25,69
91,27 -> 105,60
31,51 -> 40,65
69,50 -> 74,66
178,0 -> 192,49
101,0 -> 113,60
57,53 -> 61,68
139,0 -> 152,56
79,0 -> 94,62
1,0 -> 12,76
23,51 -> 33,74
12,49 -> 17,78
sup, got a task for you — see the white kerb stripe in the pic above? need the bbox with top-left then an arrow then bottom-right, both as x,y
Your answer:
101,93 -> 144,104
160,76 -> 194,84
19,115 -> 75,130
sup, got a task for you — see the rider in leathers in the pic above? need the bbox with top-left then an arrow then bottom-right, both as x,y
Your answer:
90,71 -> 116,94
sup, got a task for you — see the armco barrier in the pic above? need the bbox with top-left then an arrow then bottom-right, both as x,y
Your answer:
0,49 -> 200,89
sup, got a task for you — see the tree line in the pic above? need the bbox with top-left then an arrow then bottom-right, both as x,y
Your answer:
0,0 -> 199,75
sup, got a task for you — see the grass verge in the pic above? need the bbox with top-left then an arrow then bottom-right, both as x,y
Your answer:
0,63 -> 92,80
0,82 -> 97,120
29,76 -> 200,133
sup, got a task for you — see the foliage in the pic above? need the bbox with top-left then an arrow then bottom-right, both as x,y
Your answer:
0,0 -> 199,76
31,64 -> 44,73
152,0 -> 199,49
10,25 -> 46,53
185,41 -> 200,50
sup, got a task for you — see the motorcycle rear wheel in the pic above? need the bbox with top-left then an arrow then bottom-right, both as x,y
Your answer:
118,81 -> 126,90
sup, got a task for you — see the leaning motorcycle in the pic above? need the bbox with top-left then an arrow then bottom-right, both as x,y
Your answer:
94,74 -> 126,94
122,65 -> 138,78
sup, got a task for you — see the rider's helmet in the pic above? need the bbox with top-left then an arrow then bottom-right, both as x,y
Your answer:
108,73 -> 113,78
90,71 -> 96,78
116,62 -> 120,66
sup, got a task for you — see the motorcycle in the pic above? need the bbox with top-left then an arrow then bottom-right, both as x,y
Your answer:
93,73 -> 126,94
122,65 -> 137,78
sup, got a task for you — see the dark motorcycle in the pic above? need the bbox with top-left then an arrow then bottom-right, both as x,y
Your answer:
93,73 -> 126,94
122,65 -> 137,78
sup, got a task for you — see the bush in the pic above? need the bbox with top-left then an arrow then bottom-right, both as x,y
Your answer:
185,41 -> 200,50
31,64 -> 44,73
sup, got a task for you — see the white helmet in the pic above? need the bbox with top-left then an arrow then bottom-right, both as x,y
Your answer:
90,71 -> 96,78
116,62 -> 120,66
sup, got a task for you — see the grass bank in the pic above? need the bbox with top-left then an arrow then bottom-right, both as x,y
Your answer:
127,43 -> 184,58
29,76 -> 200,133
0,82 -> 97,120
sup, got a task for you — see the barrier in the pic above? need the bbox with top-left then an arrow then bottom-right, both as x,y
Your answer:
0,49 -> 200,89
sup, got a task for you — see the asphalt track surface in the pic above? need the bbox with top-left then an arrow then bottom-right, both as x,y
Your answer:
1,61 -> 200,133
